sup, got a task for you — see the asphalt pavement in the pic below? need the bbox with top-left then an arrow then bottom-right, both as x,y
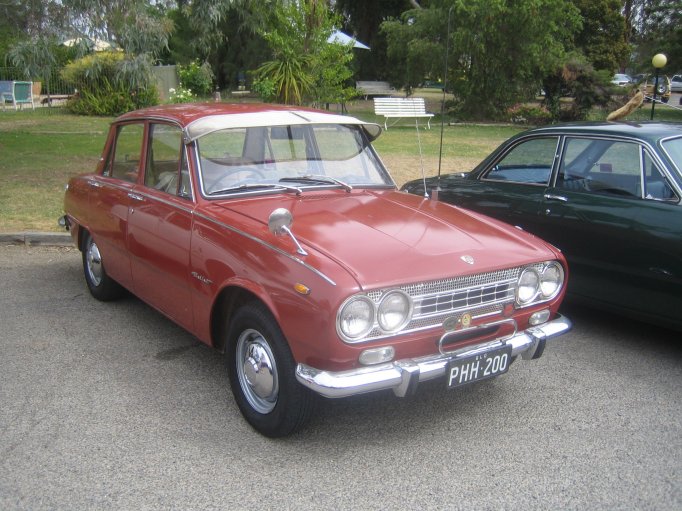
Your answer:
1,245 -> 680,510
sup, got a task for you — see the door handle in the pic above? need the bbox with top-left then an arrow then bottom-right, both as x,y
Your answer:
544,193 -> 568,202
88,180 -> 103,188
128,192 -> 145,202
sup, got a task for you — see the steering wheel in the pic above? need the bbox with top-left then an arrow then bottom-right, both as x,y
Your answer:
207,167 -> 265,192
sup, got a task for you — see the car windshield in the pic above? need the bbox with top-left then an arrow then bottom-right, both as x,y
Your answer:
196,124 -> 394,196
661,137 -> 682,172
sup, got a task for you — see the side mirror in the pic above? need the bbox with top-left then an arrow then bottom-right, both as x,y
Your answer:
268,208 -> 308,256
268,208 -> 293,236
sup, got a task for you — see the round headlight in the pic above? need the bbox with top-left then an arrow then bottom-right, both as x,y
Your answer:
517,268 -> 540,305
338,296 -> 375,341
377,291 -> 412,332
539,262 -> 564,299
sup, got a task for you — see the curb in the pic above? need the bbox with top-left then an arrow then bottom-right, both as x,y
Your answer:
0,232 -> 73,247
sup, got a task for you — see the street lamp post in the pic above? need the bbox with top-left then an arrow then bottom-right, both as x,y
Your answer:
650,53 -> 667,120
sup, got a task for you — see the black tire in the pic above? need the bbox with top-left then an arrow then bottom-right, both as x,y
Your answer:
226,302 -> 316,437
81,231 -> 125,301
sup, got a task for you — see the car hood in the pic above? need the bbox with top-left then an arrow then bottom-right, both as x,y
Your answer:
206,190 -> 559,289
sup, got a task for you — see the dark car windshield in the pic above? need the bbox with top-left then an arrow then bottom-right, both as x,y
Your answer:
196,124 -> 394,196
661,137 -> 682,173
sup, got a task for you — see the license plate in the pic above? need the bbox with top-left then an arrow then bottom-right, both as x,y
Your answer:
446,345 -> 513,388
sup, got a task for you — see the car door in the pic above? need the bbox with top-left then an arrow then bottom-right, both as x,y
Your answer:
86,122 -> 145,291
625,151 -> 682,325
541,137 -> 649,308
444,136 -> 561,231
127,122 -> 196,331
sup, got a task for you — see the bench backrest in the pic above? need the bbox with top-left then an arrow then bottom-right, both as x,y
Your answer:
0,81 -> 12,94
373,97 -> 427,115
12,81 -> 33,102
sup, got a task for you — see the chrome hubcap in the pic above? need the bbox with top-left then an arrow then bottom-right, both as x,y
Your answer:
236,329 -> 278,414
86,239 -> 103,286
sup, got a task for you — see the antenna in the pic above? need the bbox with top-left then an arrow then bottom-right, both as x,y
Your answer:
415,118 -> 426,197
434,6 -> 454,199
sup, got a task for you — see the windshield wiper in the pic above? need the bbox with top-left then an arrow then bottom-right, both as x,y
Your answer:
208,183 -> 302,196
280,174 -> 352,192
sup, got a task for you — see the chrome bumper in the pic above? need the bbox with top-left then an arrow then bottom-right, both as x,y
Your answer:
295,315 -> 572,398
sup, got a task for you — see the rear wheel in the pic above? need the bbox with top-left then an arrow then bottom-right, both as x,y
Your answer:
82,232 -> 124,301
226,303 -> 315,437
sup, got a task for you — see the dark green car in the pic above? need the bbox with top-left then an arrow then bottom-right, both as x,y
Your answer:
402,122 -> 682,330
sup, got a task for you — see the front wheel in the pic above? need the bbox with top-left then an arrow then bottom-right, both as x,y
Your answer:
81,232 -> 125,301
226,303 -> 316,437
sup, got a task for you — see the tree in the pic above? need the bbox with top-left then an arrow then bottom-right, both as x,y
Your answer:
333,0 -> 412,80
628,0 -> 681,73
382,0 -> 582,119
1,1 -> 68,67
254,0 -> 356,106
6,36 -> 59,98
572,0 -> 629,72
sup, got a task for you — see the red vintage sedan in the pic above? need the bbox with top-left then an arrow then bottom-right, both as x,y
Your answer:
62,103 -> 571,436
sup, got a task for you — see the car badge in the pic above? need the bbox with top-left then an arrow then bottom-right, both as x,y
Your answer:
443,316 -> 458,331
460,313 -> 472,328
460,255 -> 475,265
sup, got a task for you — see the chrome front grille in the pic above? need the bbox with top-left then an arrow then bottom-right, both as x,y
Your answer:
365,266 -> 529,340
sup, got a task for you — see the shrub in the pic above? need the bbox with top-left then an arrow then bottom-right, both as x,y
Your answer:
178,60 -> 214,97
251,77 -> 277,103
507,104 -> 552,125
168,86 -> 195,103
61,51 -> 159,116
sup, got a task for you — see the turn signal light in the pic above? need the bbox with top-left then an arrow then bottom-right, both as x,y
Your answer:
529,309 -> 551,326
359,346 -> 395,366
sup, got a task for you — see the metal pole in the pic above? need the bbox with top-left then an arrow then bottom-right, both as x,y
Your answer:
651,69 -> 659,120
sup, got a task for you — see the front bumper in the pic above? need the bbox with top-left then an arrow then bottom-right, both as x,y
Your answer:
296,314 -> 572,398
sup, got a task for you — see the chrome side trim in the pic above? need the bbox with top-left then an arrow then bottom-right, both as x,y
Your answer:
295,314 -> 572,398
193,212 -> 337,286
79,177 -> 335,286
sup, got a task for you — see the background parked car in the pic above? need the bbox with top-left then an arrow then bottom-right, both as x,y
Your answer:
671,74 -> 682,93
402,122 -> 682,330
611,73 -> 633,86
637,74 -> 672,102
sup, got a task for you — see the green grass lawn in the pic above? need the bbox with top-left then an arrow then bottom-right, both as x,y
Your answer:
1,97 -> 680,232
0,111 -> 113,232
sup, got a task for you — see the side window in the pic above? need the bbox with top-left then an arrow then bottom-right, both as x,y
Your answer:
145,123 -> 190,197
107,123 -> 144,183
643,152 -> 677,201
483,137 -> 558,185
559,138 -> 641,196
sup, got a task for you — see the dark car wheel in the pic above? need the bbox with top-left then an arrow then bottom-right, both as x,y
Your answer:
82,232 -> 125,301
226,303 -> 316,437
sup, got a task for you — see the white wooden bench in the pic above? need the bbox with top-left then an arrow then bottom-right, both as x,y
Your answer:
356,81 -> 396,99
373,97 -> 434,130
